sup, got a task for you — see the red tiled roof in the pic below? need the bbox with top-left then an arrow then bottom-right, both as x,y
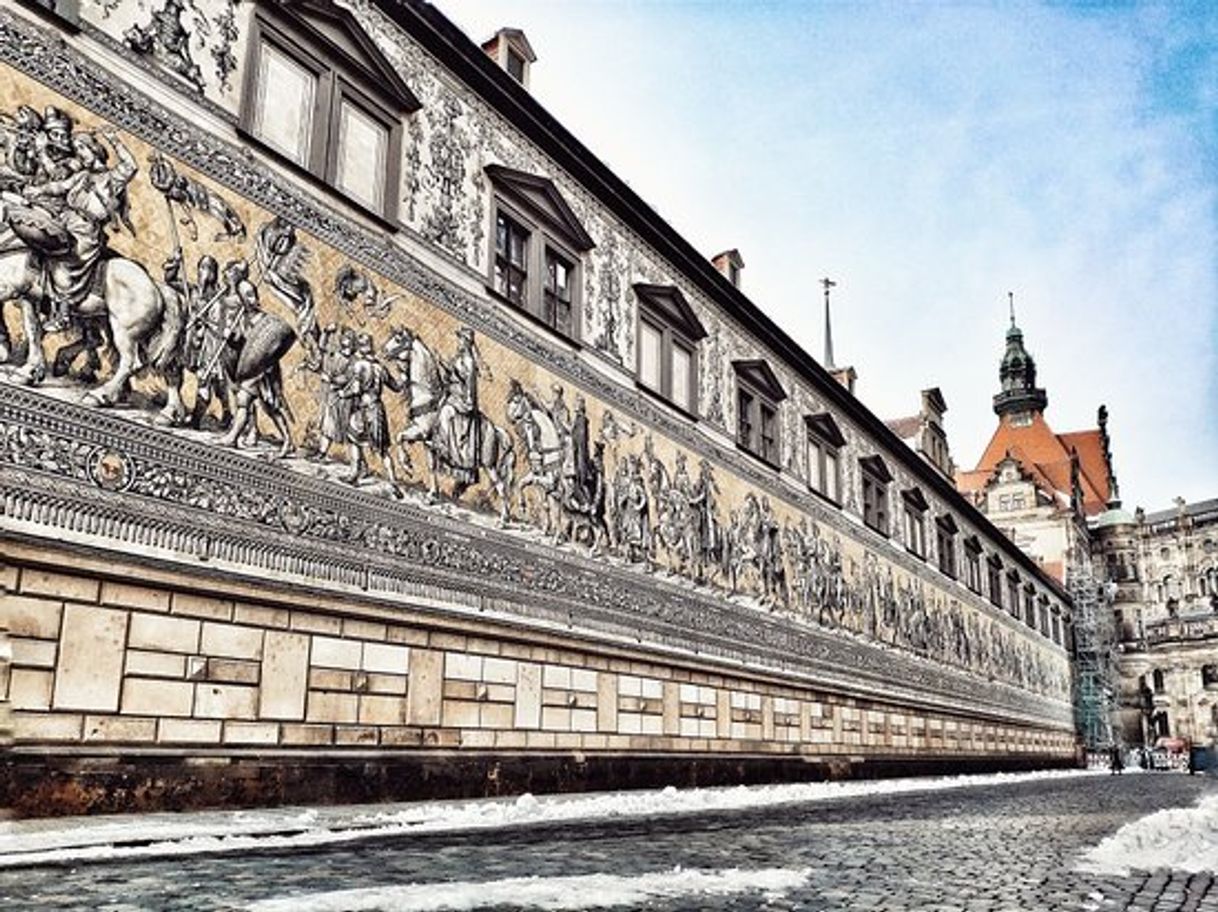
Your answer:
969,413 -> 1111,515
884,415 -> 922,441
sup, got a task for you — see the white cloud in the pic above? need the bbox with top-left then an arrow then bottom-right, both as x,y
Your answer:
441,1 -> 1218,507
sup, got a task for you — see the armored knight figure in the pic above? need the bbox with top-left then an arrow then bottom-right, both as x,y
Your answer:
312,325 -> 357,461
436,327 -> 491,486
335,333 -> 401,485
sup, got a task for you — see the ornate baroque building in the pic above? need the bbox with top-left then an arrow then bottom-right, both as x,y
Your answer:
0,0 -> 1074,814
1110,499 -> 1218,747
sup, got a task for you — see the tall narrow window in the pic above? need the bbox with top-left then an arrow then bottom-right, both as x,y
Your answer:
936,516 -> 958,578
241,3 -> 416,221
902,493 -> 927,559
544,248 -> 574,337
805,413 -> 845,505
494,212 -> 529,305
634,284 -> 705,414
987,557 -> 1003,608
963,538 -> 982,592
860,456 -> 892,535
486,165 -> 594,343
733,361 -> 786,467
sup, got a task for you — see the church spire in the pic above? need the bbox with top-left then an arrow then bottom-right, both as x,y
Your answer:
992,292 -> 1048,419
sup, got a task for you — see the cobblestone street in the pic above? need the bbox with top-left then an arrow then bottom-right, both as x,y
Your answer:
0,772 -> 1214,910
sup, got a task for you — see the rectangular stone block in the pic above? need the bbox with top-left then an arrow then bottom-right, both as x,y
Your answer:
761,696 -> 775,741
282,723 -> 333,745
14,711 -> 82,741
126,649 -> 186,679
194,683 -> 257,720
480,702 -> 514,729
11,637 -> 56,668
597,672 -> 618,733
386,626 -> 428,647
290,612 -> 342,635
541,706 -> 570,731
129,613 -> 200,654
335,726 -> 378,745
443,700 -> 481,728
363,642 -> 409,674
1,594 -> 62,639
224,722 -> 279,745
53,604 -> 127,712
260,631 -> 309,721
571,709 -> 597,732
21,569 -> 99,603
158,718 -> 222,743
84,715 -> 156,742
200,623 -> 263,660
571,669 -> 597,692
542,664 -> 571,689
207,659 -> 260,685
10,668 -> 53,710
359,694 -> 406,725
514,662 -> 542,729
366,673 -> 407,695
122,678 -> 195,717
482,657 -> 516,684
101,582 -> 170,612
233,603 -> 290,629
381,726 -> 424,746
312,636 -> 362,670
171,592 -> 233,621
405,648 -> 443,726
662,681 -> 680,736
307,690 -> 358,723
343,618 -> 387,641
309,668 -> 352,690
445,652 -> 482,681
461,729 -> 495,748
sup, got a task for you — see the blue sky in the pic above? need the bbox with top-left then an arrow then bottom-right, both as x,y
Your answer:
440,0 -> 1218,509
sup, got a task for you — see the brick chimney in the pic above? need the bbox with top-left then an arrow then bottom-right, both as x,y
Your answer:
711,249 -> 744,288
481,28 -> 537,88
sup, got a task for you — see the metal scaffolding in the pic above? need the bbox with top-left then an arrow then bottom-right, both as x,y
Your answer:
1068,561 -> 1116,750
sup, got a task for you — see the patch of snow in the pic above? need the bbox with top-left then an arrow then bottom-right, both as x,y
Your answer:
246,866 -> 812,911
0,768 -> 1099,869
1077,792 -> 1218,875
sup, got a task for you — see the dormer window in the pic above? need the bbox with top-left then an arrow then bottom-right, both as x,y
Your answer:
902,488 -> 928,559
860,455 -> 892,536
507,47 -> 527,83
987,555 -> 1003,608
936,515 -> 958,578
963,537 -> 982,592
733,361 -> 786,466
635,284 -> 705,414
805,413 -> 845,504
240,1 -> 419,221
486,165 -> 594,342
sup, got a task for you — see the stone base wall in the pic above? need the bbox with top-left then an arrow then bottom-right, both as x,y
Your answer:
0,541 -> 1077,816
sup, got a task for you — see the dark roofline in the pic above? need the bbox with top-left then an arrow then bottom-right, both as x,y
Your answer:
374,0 -> 1070,604
1141,498 -> 1218,527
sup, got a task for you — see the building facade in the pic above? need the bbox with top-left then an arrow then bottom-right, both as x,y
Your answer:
0,0 -> 1073,815
1112,499 -> 1218,747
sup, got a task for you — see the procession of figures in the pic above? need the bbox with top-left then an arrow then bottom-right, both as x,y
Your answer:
0,104 -> 1065,698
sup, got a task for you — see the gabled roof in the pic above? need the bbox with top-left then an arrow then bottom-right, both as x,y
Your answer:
805,412 -> 846,448
634,284 -> 707,341
860,454 -> 893,484
966,412 -> 1111,515
884,414 -> 921,442
270,0 -> 421,112
732,360 -> 787,402
486,164 -> 596,251
481,27 -> 537,63
902,486 -> 930,512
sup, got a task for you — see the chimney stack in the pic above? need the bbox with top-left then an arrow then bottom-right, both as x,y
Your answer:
481,28 -> 537,88
711,249 -> 744,289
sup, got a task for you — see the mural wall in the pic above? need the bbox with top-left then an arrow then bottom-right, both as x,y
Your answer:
0,0 -> 1072,753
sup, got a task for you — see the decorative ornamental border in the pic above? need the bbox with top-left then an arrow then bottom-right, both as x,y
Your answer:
0,383 -> 1072,729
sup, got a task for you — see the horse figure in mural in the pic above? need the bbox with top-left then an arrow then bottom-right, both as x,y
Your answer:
383,324 -> 514,525
505,380 -> 565,536
0,119 -> 188,420
640,435 -> 698,576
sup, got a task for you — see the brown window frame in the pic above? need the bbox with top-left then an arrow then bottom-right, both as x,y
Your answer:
862,470 -> 889,536
936,517 -> 958,579
239,7 -> 406,224
987,556 -> 1003,609
806,429 -> 842,505
734,377 -> 782,467
634,286 -> 703,416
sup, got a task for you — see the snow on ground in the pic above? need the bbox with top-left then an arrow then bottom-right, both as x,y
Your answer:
246,867 -> 812,911
1077,790 -> 1218,876
0,767 -> 1100,869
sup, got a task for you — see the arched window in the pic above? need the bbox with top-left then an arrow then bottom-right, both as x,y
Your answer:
1153,712 -> 1170,738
